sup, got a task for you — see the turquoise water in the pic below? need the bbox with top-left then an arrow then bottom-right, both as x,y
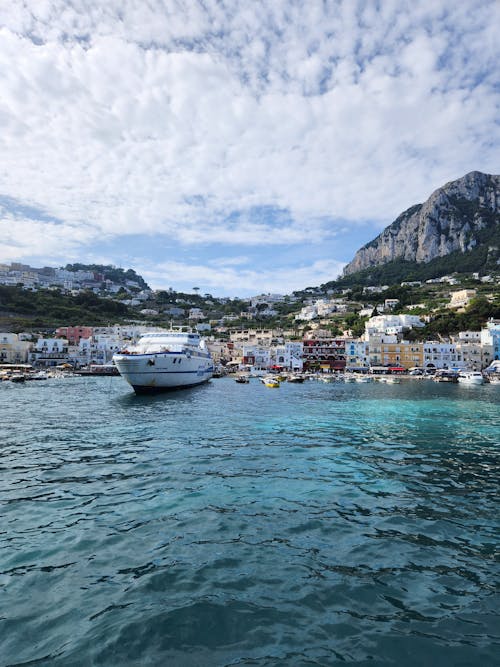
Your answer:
1,376 -> 499,666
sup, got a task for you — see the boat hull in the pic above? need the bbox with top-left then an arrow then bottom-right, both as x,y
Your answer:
113,352 -> 213,393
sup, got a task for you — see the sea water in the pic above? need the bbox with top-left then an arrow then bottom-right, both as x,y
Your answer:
0,376 -> 498,666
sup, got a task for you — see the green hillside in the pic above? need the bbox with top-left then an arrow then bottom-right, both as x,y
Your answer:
0,286 -> 134,331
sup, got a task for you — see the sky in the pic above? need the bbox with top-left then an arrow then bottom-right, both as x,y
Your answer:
0,0 -> 498,297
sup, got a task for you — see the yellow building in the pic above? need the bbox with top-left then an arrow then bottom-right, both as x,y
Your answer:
448,289 -> 477,309
380,341 -> 424,369
0,333 -> 32,364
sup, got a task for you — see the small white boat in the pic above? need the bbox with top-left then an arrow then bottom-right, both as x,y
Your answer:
355,375 -> 372,383
458,371 -> 484,385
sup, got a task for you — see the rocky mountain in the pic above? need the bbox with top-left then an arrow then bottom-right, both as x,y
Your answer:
343,171 -> 500,275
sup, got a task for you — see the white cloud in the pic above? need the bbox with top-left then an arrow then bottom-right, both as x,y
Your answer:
140,258 -> 346,296
0,0 -> 498,292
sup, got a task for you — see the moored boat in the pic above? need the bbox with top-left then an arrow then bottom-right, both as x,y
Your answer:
113,329 -> 213,393
458,371 -> 484,385
287,374 -> 305,383
75,364 -> 120,376
433,370 -> 459,383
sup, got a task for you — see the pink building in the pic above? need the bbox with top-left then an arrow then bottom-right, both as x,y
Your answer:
55,326 -> 93,345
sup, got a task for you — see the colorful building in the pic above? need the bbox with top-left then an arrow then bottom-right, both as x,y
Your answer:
55,326 -> 93,345
302,338 -> 346,371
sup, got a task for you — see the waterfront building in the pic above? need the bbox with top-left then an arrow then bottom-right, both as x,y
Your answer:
31,338 -> 69,367
206,340 -> 234,365
270,342 -> 304,371
0,333 -> 32,364
241,345 -> 271,370
302,338 -> 346,371
366,334 -> 398,367
481,320 -> 500,362
422,342 -> 462,370
454,339 -> 483,370
379,341 -> 424,369
345,339 -> 369,368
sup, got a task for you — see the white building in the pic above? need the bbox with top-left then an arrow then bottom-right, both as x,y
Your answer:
454,340 -> 483,370
188,308 -> 205,320
365,314 -> 424,336
31,338 -> 69,366
295,304 -> 318,321
345,339 -> 369,367
481,320 -> 500,365
229,329 -> 280,346
241,345 -> 272,370
423,342 -> 462,370
76,334 -> 124,365
250,294 -> 284,307
271,342 -> 304,371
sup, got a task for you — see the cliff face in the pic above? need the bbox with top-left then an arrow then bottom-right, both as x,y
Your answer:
343,171 -> 500,275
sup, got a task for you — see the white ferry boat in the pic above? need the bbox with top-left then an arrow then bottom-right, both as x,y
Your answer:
113,329 -> 213,393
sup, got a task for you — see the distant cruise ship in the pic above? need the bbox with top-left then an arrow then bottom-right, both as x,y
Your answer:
113,329 -> 213,393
